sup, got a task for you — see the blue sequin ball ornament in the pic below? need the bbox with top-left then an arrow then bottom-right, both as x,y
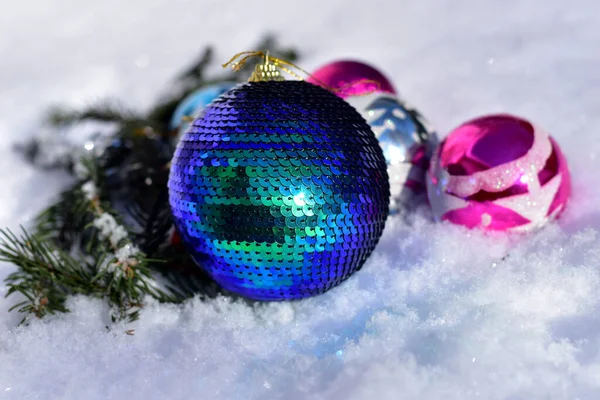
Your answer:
168,58 -> 390,300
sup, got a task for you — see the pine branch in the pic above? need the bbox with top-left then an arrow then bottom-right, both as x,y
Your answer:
176,46 -> 214,83
36,184 -> 94,248
126,188 -> 172,255
0,228 -> 100,323
14,134 -> 77,171
74,160 -> 178,321
151,243 -> 223,301
46,101 -> 141,127
4,158 -> 178,323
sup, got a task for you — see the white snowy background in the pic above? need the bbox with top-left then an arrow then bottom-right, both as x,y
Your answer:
1,0 -> 600,398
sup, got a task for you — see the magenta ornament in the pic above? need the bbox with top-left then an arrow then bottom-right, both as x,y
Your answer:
427,114 -> 571,232
307,60 -> 396,98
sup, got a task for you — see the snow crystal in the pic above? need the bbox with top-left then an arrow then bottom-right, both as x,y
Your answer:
100,244 -> 141,277
81,181 -> 97,200
92,213 -> 128,248
2,0 -> 600,399
114,244 -> 140,263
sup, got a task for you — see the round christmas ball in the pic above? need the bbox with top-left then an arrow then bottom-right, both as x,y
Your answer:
168,80 -> 390,300
427,114 -> 571,232
307,60 -> 396,98
309,60 -> 438,213
346,92 -> 438,213
170,82 -> 237,134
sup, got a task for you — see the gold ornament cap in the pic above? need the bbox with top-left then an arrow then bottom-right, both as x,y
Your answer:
249,52 -> 284,82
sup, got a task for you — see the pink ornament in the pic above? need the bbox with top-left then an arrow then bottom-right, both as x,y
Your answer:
427,114 -> 571,232
307,60 -> 396,98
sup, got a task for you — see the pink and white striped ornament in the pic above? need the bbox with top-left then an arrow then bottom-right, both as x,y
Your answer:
427,114 -> 571,232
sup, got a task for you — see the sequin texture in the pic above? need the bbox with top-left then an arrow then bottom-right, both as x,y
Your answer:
168,81 -> 390,300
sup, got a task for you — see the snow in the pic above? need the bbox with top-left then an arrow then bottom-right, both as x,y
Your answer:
1,0 -> 600,398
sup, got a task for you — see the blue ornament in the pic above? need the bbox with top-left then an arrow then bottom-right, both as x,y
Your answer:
347,93 -> 438,213
170,82 -> 237,133
169,80 -> 390,300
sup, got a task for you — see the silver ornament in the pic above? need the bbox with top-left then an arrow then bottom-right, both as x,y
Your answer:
347,93 -> 438,213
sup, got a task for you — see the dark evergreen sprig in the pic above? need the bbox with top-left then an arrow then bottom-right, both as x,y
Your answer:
1,228 -> 99,323
0,226 -> 176,324
46,100 -> 141,127
3,157 -> 177,323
